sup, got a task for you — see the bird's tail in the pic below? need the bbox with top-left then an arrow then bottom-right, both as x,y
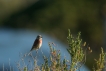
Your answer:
30,46 -> 34,51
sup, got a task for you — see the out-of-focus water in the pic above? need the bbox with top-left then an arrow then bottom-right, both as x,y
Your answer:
0,28 -> 90,71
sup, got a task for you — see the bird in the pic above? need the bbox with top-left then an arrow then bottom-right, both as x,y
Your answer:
30,35 -> 42,51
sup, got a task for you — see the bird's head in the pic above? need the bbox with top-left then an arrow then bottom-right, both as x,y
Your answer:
36,35 -> 42,39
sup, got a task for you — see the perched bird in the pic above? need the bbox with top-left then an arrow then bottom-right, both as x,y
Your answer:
30,35 -> 42,51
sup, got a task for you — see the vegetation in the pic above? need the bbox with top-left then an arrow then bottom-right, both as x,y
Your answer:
3,29 -> 106,71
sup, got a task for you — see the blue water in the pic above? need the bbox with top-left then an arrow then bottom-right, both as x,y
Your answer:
0,28 -> 90,71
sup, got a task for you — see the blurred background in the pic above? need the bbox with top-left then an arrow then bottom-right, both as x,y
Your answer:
0,0 -> 106,70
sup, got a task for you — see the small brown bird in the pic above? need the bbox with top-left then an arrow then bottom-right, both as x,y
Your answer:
30,35 -> 42,51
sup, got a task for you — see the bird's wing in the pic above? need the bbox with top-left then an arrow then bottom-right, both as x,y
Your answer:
30,39 -> 39,51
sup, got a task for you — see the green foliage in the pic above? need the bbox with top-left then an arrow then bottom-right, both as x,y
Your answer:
23,66 -> 27,71
67,29 -> 85,71
93,47 -> 106,71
